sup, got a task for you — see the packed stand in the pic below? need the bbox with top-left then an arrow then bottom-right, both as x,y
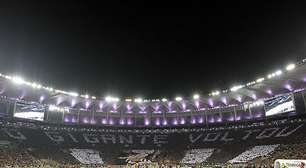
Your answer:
181,149 -> 214,164
70,149 -> 104,164
228,144 -> 280,163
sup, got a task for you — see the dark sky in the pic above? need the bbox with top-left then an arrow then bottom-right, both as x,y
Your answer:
0,1 -> 306,98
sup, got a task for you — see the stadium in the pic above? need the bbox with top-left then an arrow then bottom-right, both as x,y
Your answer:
2,1 -> 306,168
0,59 -> 305,168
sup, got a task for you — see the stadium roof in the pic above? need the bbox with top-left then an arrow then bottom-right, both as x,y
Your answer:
0,59 -> 306,109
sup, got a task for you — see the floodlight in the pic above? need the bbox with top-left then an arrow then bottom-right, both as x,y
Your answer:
105,96 -> 112,102
105,96 -> 119,102
134,98 -> 143,103
113,97 -> 119,102
230,85 -> 243,92
275,70 -> 282,76
211,91 -> 220,96
69,92 -> 79,97
286,63 -> 295,71
193,94 -> 200,100
12,76 -> 25,85
161,98 -> 168,102
31,83 -> 38,89
256,78 -> 264,83
175,97 -> 183,101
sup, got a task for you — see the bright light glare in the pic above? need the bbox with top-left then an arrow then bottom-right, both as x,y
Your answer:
286,63 -> 295,71
31,83 -> 42,89
193,94 -> 200,100
69,92 -> 79,97
211,91 -> 220,96
12,76 -> 25,85
105,96 -> 112,102
175,97 -> 183,101
134,98 -> 143,103
256,78 -> 265,83
275,70 -> 282,76
161,98 -> 168,102
105,96 -> 119,102
230,85 -> 243,92
48,105 -> 69,112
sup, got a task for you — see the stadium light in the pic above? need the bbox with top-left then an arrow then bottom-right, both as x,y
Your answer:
134,98 -> 143,103
246,81 -> 256,86
230,85 -> 243,92
267,70 -> 282,79
105,96 -> 112,102
175,97 -> 183,101
256,78 -> 265,83
48,105 -> 69,112
286,63 -> 295,71
105,96 -> 119,103
161,98 -> 168,102
211,91 -> 220,96
275,70 -> 282,76
31,83 -> 42,89
69,92 -> 79,97
113,97 -> 119,102
12,76 -> 25,85
125,98 -> 132,102
193,94 -> 200,100
4,75 -> 12,79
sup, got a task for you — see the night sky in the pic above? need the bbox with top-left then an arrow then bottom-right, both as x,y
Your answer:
0,1 -> 305,99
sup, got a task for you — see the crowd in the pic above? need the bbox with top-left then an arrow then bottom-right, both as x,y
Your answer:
0,146 -> 105,168
0,143 -> 305,167
0,116 -> 305,167
181,149 -> 215,164
228,145 -> 280,164
1,116 -> 305,134
250,143 -> 306,168
70,149 -> 104,165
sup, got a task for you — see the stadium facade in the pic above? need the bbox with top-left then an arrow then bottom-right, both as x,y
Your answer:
0,60 -> 305,127
0,60 -> 306,166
